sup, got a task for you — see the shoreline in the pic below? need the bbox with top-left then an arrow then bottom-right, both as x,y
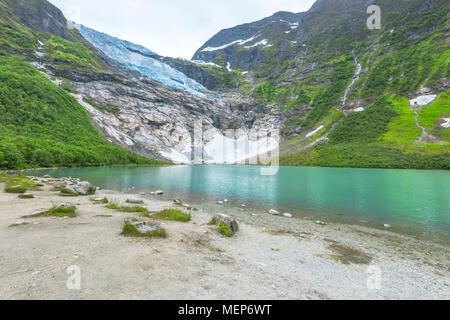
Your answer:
0,175 -> 448,299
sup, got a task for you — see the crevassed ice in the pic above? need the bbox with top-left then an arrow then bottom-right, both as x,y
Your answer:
76,24 -> 208,98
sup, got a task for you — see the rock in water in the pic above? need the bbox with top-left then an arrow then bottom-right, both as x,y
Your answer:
214,214 -> 239,233
268,209 -> 281,215
126,199 -> 144,204
173,199 -> 183,205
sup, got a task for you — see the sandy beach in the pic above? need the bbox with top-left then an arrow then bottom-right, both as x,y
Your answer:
0,175 -> 449,300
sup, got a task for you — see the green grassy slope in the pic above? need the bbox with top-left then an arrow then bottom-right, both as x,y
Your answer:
0,1 -> 162,169
0,53 -> 160,169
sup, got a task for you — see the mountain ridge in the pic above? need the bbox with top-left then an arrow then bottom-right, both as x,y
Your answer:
0,0 -> 449,169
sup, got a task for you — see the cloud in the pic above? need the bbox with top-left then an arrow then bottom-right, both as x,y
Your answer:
48,0 -> 316,59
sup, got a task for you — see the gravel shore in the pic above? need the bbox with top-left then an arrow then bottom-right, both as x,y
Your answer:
0,176 -> 449,300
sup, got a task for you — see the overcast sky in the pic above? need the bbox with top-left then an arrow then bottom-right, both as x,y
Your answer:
48,0 -> 316,59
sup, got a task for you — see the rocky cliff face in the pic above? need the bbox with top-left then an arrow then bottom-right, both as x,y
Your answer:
66,78 -> 279,164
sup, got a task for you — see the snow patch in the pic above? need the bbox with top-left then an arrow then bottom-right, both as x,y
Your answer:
245,39 -> 268,48
441,118 -> 450,129
306,125 -> 324,138
409,95 -> 437,106
191,60 -> 220,68
201,37 -> 256,52
226,62 -> 233,72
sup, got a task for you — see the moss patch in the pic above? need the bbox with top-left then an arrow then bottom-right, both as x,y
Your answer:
327,243 -> 373,265
59,188 -> 78,197
106,203 -> 149,213
121,223 -> 167,238
18,193 -> 34,199
33,206 -> 77,218
218,222 -> 234,237
4,186 -> 27,193
150,209 -> 191,222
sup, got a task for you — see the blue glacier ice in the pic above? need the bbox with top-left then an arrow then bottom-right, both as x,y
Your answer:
76,24 -> 208,98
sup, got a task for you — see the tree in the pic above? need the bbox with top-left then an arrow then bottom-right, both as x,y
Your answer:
0,143 -> 23,169
32,149 -> 53,167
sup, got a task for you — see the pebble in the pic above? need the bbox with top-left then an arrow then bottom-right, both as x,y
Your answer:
268,209 -> 281,215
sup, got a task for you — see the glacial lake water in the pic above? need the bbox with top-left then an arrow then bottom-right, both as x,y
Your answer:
26,165 -> 450,244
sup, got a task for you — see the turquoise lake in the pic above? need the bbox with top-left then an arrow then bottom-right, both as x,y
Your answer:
26,165 -> 450,243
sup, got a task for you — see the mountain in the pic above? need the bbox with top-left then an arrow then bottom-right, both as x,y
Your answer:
0,0 -> 448,170
190,0 -> 450,169
0,0 -> 277,168
0,0 -> 159,168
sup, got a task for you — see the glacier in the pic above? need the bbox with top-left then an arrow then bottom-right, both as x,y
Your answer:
76,24 -> 208,98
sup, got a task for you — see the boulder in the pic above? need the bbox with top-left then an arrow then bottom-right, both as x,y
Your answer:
56,203 -> 73,209
214,214 -> 239,233
71,181 -> 97,196
131,221 -> 163,234
173,199 -> 183,205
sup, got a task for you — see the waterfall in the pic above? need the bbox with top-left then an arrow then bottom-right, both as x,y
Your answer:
340,49 -> 362,109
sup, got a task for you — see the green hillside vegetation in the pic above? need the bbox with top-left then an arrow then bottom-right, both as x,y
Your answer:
0,53 -> 160,169
280,96 -> 450,169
